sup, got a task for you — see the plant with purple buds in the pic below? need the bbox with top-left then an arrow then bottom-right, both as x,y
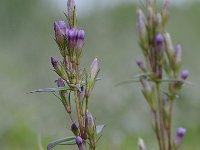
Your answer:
31,0 -> 104,149
133,0 -> 190,149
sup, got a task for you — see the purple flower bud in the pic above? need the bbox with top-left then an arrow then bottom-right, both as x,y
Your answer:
67,0 -> 75,19
51,57 -> 60,71
54,21 -> 66,46
85,112 -> 95,136
136,59 -> 146,72
76,136 -> 84,148
67,28 -> 78,50
136,9 -> 147,41
76,30 -> 85,50
56,78 -> 65,87
174,127 -> 186,148
180,69 -> 189,80
155,33 -> 164,51
71,123 -> 79,136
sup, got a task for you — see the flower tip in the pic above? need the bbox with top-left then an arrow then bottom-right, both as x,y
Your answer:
180,69 -> 189,80
54,20 -> 66,32
155,33 -> 163,45
174,127 -> 186,148
71,123 -> 79,136
56,78 -> 65,87
177,127 -> 186,138
138,137 -> 146,150
51,57 -> 57,65
75,136 -> 83,146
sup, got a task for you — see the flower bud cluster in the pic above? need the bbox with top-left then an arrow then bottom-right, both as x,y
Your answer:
49,0 -> 101,149
135,0 -> 189,149
136,0 -> 189,101
54,21 -> 85,58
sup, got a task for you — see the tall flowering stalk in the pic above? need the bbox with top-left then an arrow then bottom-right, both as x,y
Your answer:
135,0 -> 188,150
31,0 -> 104,149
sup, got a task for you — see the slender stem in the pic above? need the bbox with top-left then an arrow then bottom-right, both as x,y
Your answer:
68,112 -> 74,123
152,110 -> 162,150
156,83 -> 166,150
74,91 -> 84,136
167,101 -> 173,150
84,94 -> 89,135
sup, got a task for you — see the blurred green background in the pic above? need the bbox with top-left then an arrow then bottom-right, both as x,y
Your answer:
1,0 -> 200,149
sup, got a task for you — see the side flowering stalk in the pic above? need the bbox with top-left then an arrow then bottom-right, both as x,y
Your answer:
135,0 -> 189,150
32,0 -> 104,149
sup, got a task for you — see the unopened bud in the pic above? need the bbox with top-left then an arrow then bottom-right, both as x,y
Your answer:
174,44 -> 182,71
51,57 -> 59,71
67,28 -> 78,50
147,6 -> 154,26
71,123 -> 79,136
138,137 -> 147,150
156,13 -> 162,25
163,0 -> 170,22
56,78 -> 65,87
76,136 -> 85,150
90,58 -> 99,81
164,32 -> 174,63
136,59 -> 146,72
85,112 -> 95,136
136,9 -> 147,42
76,30 -> 85,50
155,33 -> 164,52
141,79 -> 153,105
164,32 -> 174,53
67,0 -> 75,19
180,69 -> 189,80
54,21 -> 66,55
170,69 -> 189,93
156,13 -> 162,30
174,127 -> 186,149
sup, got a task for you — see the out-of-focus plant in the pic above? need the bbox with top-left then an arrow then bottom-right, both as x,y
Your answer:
31,0 -> 104,149
133,0 -> 189,149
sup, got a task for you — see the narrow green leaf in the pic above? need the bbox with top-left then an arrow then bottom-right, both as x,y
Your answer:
30,87 -> 70,93
47,136 -> 76,150
116,79 -> 140,86
158,78 -> 192,85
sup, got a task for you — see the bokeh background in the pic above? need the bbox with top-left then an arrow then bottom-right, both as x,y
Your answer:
1,0 -> 200,149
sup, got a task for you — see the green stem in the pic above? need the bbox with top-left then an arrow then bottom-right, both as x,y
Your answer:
167,101 -> 173,150
156,83 -> 166,150
74,91 -> 84,136
152,110 -> 163,150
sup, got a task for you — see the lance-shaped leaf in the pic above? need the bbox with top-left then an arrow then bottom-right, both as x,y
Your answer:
30,87 -> 71,93
47,136 -> 76,150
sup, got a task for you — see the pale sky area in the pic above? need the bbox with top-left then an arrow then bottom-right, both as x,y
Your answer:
47,0 -> 199,15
